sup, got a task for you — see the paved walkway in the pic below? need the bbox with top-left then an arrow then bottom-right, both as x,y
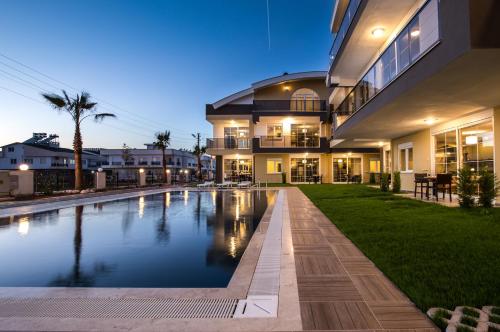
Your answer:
286,187 -> 437,332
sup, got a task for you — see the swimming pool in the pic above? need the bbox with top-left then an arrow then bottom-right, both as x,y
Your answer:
0,190 -> 275,288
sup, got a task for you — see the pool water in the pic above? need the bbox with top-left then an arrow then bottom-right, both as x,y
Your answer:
0,190 -> 275,288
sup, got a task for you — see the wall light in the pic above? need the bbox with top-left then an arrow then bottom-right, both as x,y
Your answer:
19,164 -> 29,171
410,29 -> 420,37
283,85 -> 291,91
378,141 -> 384,147
139,168 -> 145,173
371,27 -> 385,38
166,169 -> 171,173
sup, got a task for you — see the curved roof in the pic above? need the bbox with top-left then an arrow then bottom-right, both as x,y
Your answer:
212,71 -> 326,109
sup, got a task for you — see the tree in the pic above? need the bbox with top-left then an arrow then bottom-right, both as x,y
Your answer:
192,133 -> 207,181
121,143 -> 133,165
153,131 -> 171,183
42,90 -> 115,190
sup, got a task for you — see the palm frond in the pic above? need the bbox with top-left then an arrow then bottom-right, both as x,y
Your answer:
62,90 -> 72,106
94,113 -> 116,122
41,93 -> 66,108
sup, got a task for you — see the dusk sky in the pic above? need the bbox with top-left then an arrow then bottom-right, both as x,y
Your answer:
0,0 -> 333,150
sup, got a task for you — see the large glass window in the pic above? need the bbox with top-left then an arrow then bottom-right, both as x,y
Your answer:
460,122 -> 494,173
333,157 -> 361,182
266,124 -> 282,139
290,124 -> 320,147
291,158 -> 319,182
434,131 -> 457,174
399,144 -> 413,172
224,159 -> 252,181
396,27 -> 410,72
291,88 -> 320,111
224,127 -> 249,149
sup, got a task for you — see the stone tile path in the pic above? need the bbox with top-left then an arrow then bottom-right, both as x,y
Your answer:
286,187 -> 437,332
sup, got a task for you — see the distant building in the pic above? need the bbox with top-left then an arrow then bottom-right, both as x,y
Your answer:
99,144 -> 215,181
0,133 -> 103,171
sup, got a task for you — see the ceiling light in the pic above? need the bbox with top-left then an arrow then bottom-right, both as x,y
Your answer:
424,118 -> 437,125
465,136 -> 478,145
378,141 -> 384,147
410,29 -> 420,37
371,28 -> 385,38
19,164 -> 29,171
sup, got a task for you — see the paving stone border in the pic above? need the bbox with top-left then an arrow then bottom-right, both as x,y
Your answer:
427,306 -> 500,332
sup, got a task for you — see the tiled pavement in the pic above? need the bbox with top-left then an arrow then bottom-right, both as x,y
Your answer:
286,187 -> 437,332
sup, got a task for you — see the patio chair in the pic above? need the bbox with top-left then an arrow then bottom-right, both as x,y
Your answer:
434,173 -> 452,202
237,181 -> 252,188
414,173 -> 429,199
216,181 -> 232,188
197,181 -> 214,188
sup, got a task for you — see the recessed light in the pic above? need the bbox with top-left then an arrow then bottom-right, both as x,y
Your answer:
424,118 -> 438,125
371,27 -> 385,38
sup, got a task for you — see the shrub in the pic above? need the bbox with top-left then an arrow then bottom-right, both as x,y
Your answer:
462,307 -> 480,318
490,314 -> 500,325
432,310 -> 452,331
380,173 -> 390,192
369,172 -> 376,184
392,171 -> 401,193
492,307 -> 500,316
457,166 -> 476,208
281,172 -> 287,184
461,316 -> 478,328
457,326 -> 475,332
477,167 -> 498,208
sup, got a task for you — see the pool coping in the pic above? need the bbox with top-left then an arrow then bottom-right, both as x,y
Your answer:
0,188 -> 302,331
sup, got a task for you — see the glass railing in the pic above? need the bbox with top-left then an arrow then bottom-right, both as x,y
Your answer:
206,138 -> 252,150
257,135 -> 321,148
333,0 -> 439,129
329,0 -> 362,65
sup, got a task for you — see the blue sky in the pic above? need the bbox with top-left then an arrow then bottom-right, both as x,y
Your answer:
0,0 -> 333,149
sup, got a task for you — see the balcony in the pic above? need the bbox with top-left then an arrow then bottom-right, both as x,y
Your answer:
333,0 -> 439,131
253,136 -> 329,153
206,138 -> 252,150
329,0 -> 362,65
138,161 -> 148,166
151,161 -> 161,166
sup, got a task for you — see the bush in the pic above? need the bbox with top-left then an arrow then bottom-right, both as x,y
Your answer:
477,167 -> 498,208
457,166 -> 476,208
369,172 -> 376,184
392,171 -> 401,193
281,172 -> 287,184
380,173 -> 390,192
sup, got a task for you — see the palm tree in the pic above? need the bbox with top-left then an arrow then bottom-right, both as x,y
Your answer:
42,90 -> 115,190
192,133 -> 206,181
153,131 -> 171,183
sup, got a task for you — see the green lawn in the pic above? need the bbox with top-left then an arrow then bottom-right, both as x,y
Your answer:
298,184 -> 500,311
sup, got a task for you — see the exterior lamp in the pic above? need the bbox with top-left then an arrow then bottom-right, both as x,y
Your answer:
239,160 -> 244,164
139,168 -> 145,174
166,169 -> 171,173
410,29 -> 420,37
19,164 -> 29,171
184,169 -> 188,174
97,167 -> 103,172
302,159 -> 307,164
371,27 -> 385,38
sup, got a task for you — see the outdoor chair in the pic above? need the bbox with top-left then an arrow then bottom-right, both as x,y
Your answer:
197,181 -> 214,188
434,173 -> 453,202
414,173 -> 429,199
237,181 -> 252,188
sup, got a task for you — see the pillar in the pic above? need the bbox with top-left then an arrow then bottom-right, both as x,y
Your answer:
95,171 -> 106,190
216,155 -> 223,183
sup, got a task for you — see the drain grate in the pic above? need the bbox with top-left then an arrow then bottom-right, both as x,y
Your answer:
0,297 -> 238,319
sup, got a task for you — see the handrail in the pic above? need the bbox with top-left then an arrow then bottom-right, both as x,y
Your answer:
206,138 -> 252,150
329,0 -> 362,65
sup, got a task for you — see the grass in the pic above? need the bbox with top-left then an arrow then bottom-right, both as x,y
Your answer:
432,309 -> 452,331
265,183 -> 295,187
457,326 -> 475,332
463,307 -> 480,318
490,315 -> 500,324
298,184 -> 500,311
461,316 -> 478,327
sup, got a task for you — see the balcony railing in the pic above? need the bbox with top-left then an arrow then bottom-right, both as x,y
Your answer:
329,0 -> 362,65
206,138 -> 252,150
256,135 -> 321,148
333,0 -> 439,129
254,100 -> 327,112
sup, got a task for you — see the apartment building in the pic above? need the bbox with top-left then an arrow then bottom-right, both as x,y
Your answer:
100,145 -> 214,181
328,0 -> 500,190
0,133 -> 103,170
206,72 -> 380,184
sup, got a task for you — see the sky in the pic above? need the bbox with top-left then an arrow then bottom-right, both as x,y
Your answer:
0,0 -> 333,150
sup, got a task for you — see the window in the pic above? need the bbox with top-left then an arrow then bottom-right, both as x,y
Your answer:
7,147 -> 14,152
369,159 -> 381,173
10,159 -> 17,165
434,130 -> 457,174
460,121 -> 493,174
399,143 -> 413,172
23,158 -> 33,164
39,157 -> 46,164
290,88 -> 320,111
266,158 -> 282,174
266,124 -> 283,139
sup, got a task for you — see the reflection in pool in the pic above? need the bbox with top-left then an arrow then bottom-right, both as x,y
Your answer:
0,190 -> 275,288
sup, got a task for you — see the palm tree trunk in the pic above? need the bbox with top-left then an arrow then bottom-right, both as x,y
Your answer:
162,148 -> 167,183
73,122 -> 83,191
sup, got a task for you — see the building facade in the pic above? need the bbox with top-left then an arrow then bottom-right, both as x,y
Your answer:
327,0 -> 500,190
206,72 -> 380,184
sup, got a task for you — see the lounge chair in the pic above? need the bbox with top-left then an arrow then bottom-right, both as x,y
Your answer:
216,181 -> 232,188
237,181 -> 252,188
197,181 -> 214,188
